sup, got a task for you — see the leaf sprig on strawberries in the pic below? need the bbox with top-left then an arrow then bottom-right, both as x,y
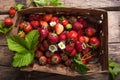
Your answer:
71,54 -> 89,74
7,30 -> 39,67
33,0 -> 64,7
0,20 -> 13,34
109,58 -> 120,80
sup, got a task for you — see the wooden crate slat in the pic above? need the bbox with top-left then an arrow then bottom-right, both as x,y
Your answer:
0,46 -> 13,66
0,66 -> 20,80
62,0 -> 120,8
108,11 -> 120,43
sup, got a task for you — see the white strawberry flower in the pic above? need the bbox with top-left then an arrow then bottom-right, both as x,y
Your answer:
58,41 -> 66,50
49,45 -> 58,53
50,21 -> 56,27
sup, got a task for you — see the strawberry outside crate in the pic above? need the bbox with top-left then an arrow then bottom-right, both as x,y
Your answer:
11,7 -> 108,76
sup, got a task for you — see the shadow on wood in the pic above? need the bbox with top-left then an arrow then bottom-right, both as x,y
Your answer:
16,71 -> 110,80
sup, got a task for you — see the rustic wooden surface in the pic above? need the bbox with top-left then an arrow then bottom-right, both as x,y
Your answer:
0,0 -> 120,80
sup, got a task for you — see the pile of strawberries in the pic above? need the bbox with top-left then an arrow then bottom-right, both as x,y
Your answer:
18,13 -> 100,67
4,7 -> 16,26
0,7 -> 16,29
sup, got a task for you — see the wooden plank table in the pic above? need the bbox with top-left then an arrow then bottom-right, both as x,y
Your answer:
0,0 -> 120,80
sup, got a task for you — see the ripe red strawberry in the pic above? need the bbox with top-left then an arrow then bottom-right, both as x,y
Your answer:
70,49 -> 77,57
65,43 -> 75,53
48,33 -> 59,44
90,37 -> 100,47
38,28 -> 49,41
40,21 -> 49,29
51,16 -> 59,23
9,7 -> 16,17
19,21 -> 25,29
84,36 -> 89,43
77,29 -> 83,36
43,40 -> 49,50
4,18 -> 13,27
30,20 -> 39,28
78,36 -> 89,43
65,59 -> 72,67
78,36 -> 85,43
55,23 -> 64,35
47,58 -> 52,64
45,51 -> 54,58
24,22 -> 33,33
34,14 -> 41,20
59,32 -> 67,41
69,16 -> 77,23
36,50 -> 43,58
29,15 -> 35,21
67,30 -> 78,41
62,19 -> 69,26
29,14 -> 41,21
61,53 -> 68,61
72,21 -> 83,31
39,45 -> 45,52
75,41 -> 83,52
85,27 -> 96,37
82,47 -> 90,54
43,14 -> 52,22
35,43 -> 40,51
51,54 -> 61,64
77,17 -> 88,27
39,56 -> 47,65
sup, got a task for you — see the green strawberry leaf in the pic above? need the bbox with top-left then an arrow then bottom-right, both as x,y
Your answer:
112,66 -> 120,75
7,36 -> 29,53
109,67 -> 116,80
7,30 -> 39,67
12,52 -> 34,67
15,4 -> 24,11
25,30 -> 39,50
0,26 -> 13,34
0,22 -> 3,28
71,54 -> 89,74
109,58 -> 120,80
109,61 -> 119,68
50,0 -> 63,6
0,22 -> 13,34
33,0 -> 48,6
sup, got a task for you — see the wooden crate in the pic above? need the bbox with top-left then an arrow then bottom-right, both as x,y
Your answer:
12,7 -> 108,76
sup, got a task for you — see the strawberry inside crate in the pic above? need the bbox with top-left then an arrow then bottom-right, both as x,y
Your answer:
13,7 -> 108,76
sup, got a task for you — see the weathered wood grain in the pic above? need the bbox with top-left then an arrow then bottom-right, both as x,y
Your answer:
0,15 -> 9,21
0,34 -> 8,45
21,63 -> 102,76
17,72 -> 110,80
0,0 -> 26,10
0,46 -> 13,66
16,71 -> 56,80
45,73 -> 109,80
108,11 -> 120,43
0,0 -> 120,10
0,0 -> 120,80
109,43 -> 120,63
62,0 -> 120,8
109,43 -> 120,80
0,66 -> 19,80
